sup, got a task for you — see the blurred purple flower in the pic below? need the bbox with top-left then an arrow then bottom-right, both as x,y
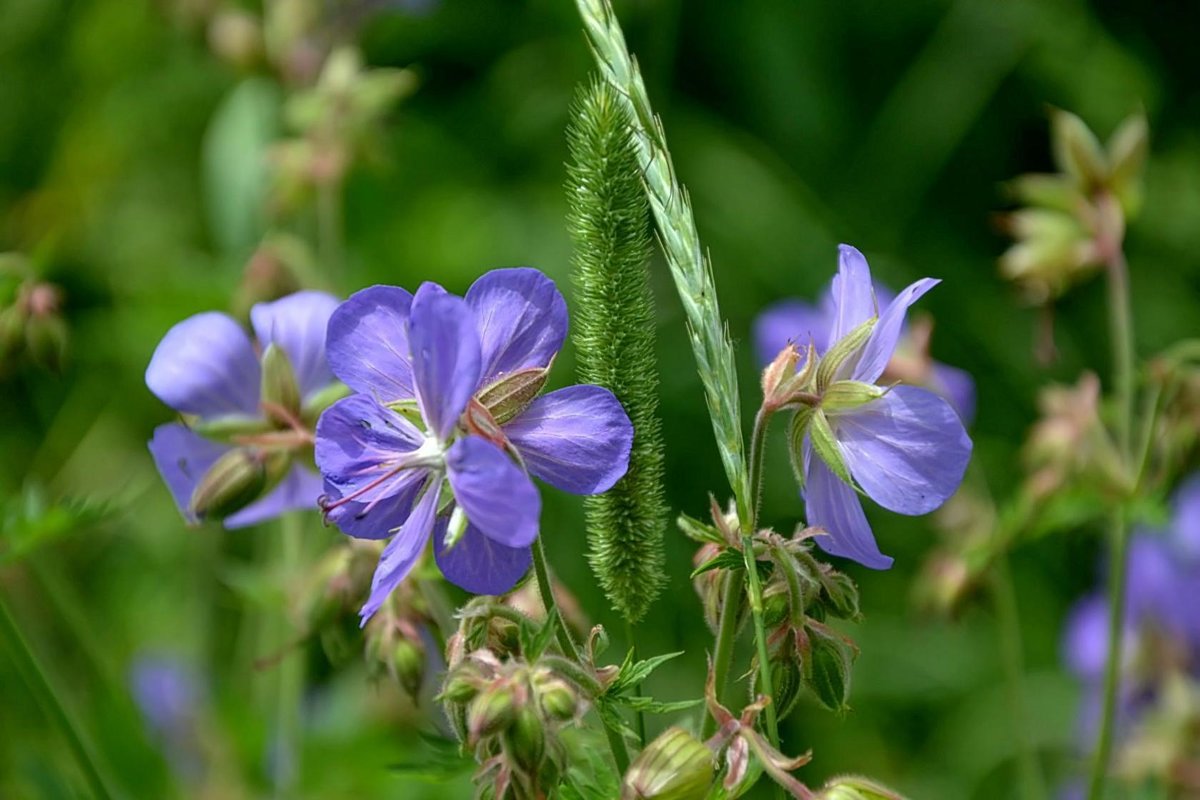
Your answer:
754,263 -> 975,423
316,268 -> 632,621
797,245 -> 972,568
131,656 -> 201,735
146,291 -> 339,527
1063,476 -> 1200,745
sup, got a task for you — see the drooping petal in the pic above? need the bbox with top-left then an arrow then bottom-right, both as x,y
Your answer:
410,283 -> 482,441
146,312 -> 260,418
446,436 -> 539,548
147,423 -> 229,523
465,267 -> 568,381
849,278 -> 939,384
827,245 -> 877,343
503,385 -> 632,495
314,394 -> 425,487
250,291 -> 340,400
325,285 -> 415,403
930,361 -> 976,425
225,464 -> 324,529
435,519 -> 532,595
803,439 -> 893,569
833,385 -> 971,516
752,300 -> 831,365
359,481 -> 439,623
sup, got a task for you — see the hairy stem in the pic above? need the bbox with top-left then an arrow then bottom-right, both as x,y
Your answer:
703,570 -> 744,739
274,513 -> 306,797
1106,248 -> 1135,461
744,409 -> 781,750
0,591 -> 114,800
625,620 -> 647,746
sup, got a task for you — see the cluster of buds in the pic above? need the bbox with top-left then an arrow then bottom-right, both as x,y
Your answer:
269,46 -> 416,216
915,487 -> 996,617
0,254 -> 68,374
999,109 -> 1148,305
439,648 -> 585,799
1021,372 -> 1126,502
1115,672 -> 1200,794
684,499 -> 862,720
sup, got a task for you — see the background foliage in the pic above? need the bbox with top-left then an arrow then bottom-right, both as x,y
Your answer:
1,0 -> 1197,797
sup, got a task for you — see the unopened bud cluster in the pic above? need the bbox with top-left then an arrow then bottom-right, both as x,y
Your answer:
1000,109 -> 1147,304
0,254 -> 68,374
438,648 -> 584,799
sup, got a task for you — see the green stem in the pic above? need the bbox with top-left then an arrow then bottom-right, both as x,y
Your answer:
1106,247 -> 1135,462
531,537 -> 580,661
742,409 -> 780,751
992,556 -> 1046,800
0,591 -> 114,800
274,513 -> 306,798
1088,242 -> 1137,800
703,570 -> 744,739
531,538 -> 630,774
1088,509 -> 1130,800
625,620 -> 647,747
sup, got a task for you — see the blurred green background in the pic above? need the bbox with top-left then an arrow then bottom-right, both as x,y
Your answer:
1,0 -> 1197,797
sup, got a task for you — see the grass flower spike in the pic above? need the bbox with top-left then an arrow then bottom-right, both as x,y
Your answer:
315,268 -> 633,621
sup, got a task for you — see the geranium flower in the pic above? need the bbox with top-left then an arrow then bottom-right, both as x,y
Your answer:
754,262 -> 975,423
315,269 -> 632,621
791,245 -> 972,568
146,291 -> 339,527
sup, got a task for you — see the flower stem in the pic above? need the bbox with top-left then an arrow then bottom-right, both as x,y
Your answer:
0,590 -> 115,800
991,556 -> 1045,800
531,537 -> 631,775
742,409 -> 781,755
703,570 -> 744,739
1088,241 -> 1137,800
625,620 -> 647,746
1087,508 -> 1129,800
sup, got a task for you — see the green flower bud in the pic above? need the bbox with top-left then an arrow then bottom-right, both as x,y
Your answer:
260,343 -> 302,418
621,726 -> 714,800
467,682 -> 517,743
820,570 -> 861,621
535,676 -> 579,722
761,581 -> 792,628
1005,173 -> 1085,214
188,447 -> 289,521
504,706 -> 546,771
439,672 -> 481,705
208,9 -> 262,70
0,305 -> 26,360
818,775 -> 906,800
478,366 -> 551,425
807,626 -> 855,713
393,638 -> 425,699
821,381 -> 885,413
761,342 -> 818,411
1106,112 -> 1148,218
769,656 -> 803,723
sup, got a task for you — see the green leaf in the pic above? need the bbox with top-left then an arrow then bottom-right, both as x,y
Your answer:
202,78 -> 281,255
689,548 -> 744,578
615,696 -> 704,714
677,512 -> 724,545
521,612 -> 558,661
607,650 -> 685,697
386,732 -> 474,783
0,487 -> 112,566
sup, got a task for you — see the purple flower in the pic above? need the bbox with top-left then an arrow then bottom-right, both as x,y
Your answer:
315,268 -> 632,621
794,245 -> 972,568
146,292 -> 340,527
755,264 -> 975,423
1062,476 -> 1200,747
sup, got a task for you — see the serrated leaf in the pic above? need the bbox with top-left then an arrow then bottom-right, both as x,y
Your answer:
677,512 -> 724,544
615,696 -> 704,714
690,548 -> 744,578
608,650 -> 685,696
522,612 -> 558,660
